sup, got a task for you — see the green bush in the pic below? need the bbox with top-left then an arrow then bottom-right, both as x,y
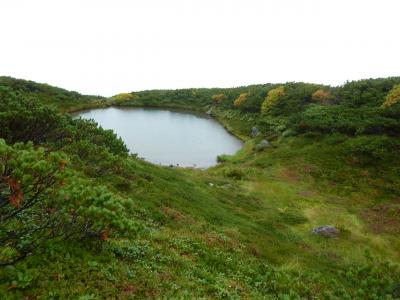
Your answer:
0,139 -> 137,266
343,135 -> 400,165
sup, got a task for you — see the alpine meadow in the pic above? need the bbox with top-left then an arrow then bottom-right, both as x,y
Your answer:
0,75 -> 399,299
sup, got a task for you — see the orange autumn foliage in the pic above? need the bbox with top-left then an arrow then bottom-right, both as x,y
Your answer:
234,93 -> 248,107
212,94 -> 225,103
311,89 -> 332,105
101,229 -> 109,241
6,177 -> 24,208
381,84 -> 400,108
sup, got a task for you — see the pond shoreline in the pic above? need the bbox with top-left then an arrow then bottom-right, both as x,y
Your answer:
75,106 -> 244,168
69,103 -> 248,143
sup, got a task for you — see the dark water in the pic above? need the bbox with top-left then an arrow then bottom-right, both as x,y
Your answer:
77,107 -> 243,168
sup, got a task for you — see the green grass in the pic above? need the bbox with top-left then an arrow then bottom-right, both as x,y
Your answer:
1,77 -> 400,299
5,136 -> 399,299
3,147 -> 398,298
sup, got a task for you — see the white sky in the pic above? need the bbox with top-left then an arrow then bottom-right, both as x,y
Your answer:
0,0 -> 399,96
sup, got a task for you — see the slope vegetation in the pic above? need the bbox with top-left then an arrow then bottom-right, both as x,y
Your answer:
0,77 -> 399,299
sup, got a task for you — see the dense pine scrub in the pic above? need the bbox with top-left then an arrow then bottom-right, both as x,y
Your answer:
0,77 -> 400,299
0,77 -> 110,112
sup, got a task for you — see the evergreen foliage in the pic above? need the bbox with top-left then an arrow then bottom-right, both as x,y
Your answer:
0,76 -> 399,299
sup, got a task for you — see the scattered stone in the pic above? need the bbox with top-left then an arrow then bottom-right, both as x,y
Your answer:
254,139 -> 270,152
312,225 -> 340,238
206,107 -> 213,115
208,183 -> 214,187
250,126 -> 260,137
258,139 -> 269,149
221,184 -> 234,190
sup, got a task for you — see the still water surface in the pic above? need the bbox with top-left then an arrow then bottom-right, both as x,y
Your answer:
77,107 -> 243,168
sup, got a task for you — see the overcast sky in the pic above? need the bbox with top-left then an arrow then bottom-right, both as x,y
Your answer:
1,0 -> 399,96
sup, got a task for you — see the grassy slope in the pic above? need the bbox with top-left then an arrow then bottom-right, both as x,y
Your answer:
1,77 -> 399,299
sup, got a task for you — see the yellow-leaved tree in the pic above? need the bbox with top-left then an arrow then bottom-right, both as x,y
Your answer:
381,84 -> 400,108
311,89 -> 332,105
234,93 -> 248,107
112,93 -> 136,102
212,94 -> 225,104
261,86 -> 285,113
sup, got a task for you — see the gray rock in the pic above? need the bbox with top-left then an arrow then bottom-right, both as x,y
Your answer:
258,139 -> 269,149
206,108 -> 213,115
282,129 -> 293,137
250,126 -> 260,137
312,225 -> 340,238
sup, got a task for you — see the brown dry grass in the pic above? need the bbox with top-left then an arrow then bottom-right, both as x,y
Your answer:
162,206 -> 197,225
361,203 -> 400,234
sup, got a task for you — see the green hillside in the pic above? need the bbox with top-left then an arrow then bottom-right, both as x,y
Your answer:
0,77 -> 109,112
0,76 -> 399,299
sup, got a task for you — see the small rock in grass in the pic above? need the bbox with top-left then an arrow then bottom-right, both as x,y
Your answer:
250,126 -> 260,137
312,225 -> 340,238
255,139 -> 270,152
259,139 -> 269,148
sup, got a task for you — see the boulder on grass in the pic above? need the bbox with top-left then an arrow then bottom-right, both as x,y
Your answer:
312,225 -> 340,238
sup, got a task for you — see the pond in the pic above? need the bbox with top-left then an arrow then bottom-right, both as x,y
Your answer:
76,107 -> 243,168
